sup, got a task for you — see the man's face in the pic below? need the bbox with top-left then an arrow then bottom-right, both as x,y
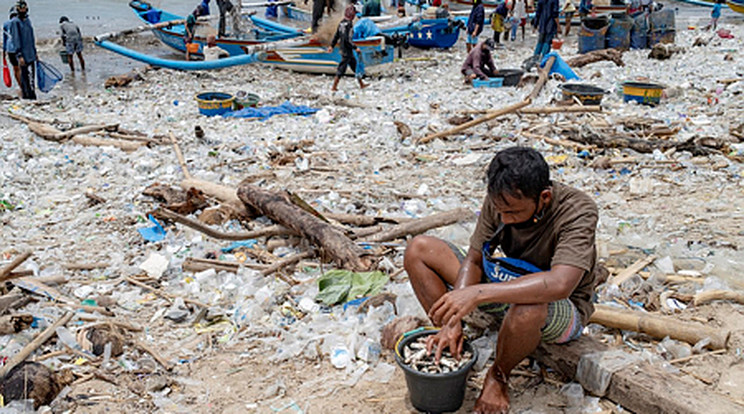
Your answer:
490,191 -> 540,225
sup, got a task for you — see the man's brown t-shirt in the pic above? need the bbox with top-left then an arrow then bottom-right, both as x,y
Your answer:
469,182 -> 600,325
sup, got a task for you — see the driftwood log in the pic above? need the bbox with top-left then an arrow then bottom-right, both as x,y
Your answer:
694,290 -> 744,306
589,304 -> 728,349
154,207 -> 293,240
237,184 -> 371,271
0,251 -> 32,283
360,208 -> 473,242
181,177 -> 254,218
563,125 -> 715,155
418,99 -> 531,144
529,56 -> 556,100
535,336 -> 740,414
565,48 -> 625,68
70,135 -> 146,152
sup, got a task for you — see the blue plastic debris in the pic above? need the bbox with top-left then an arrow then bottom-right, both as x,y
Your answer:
221,240 -> 258,253
138,214 -> 166,242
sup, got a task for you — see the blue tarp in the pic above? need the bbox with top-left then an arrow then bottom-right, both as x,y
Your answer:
225,101 -> 320,120
353,18 -> 382,40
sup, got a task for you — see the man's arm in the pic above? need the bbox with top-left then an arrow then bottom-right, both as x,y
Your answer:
472,51 -> 488,79
425,247 -> 484,361
485,54 -> 497,75
453,247 -> 484,289
429,264 -> 584,326
329,26 -> 340,49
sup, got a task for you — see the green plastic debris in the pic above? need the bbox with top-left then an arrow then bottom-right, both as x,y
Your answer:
316,269 -> 389,306
0,200 -> 15,211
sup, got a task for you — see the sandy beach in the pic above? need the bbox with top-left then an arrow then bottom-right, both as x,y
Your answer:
1,1 -> 744,413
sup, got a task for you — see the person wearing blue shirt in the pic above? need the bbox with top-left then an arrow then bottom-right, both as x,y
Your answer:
2,6 -> 21,90
8,0 -> 36,99
707,0 -> 723,31
466,0 -> 485,52
532,0 -> 560,58
200,0 -> 211,15
266,0 -> 279,18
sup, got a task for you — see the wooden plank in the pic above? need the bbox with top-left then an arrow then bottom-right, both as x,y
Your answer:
534,336 -> 742,414
609,255 -> 657,286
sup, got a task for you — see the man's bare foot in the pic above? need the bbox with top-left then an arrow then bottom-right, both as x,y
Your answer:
360,82 -> 368,89
473,367 -> 510,414
331,87 -> 338,92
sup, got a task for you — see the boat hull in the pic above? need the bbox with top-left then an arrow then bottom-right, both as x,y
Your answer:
128,0 -> 394,74
727,0 -> 744,13
383,18 -> 462,49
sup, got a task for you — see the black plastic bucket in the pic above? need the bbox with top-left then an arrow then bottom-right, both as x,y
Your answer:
395,329 -> 477,413
494,69 -> 524,87
560,83 -> 608,105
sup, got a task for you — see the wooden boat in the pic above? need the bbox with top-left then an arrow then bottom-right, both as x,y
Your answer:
726,0 -> 744,13
122,0 -> 394,74
451,0 -> 627,13
281,4 -> 460,49
382,18 -> 463,49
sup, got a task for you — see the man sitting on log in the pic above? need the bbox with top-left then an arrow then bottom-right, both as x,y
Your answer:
404,146 -> 606,414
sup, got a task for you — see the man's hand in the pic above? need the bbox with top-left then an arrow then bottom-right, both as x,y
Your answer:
429,285 -> 480,327
326,46 -> 333,53
426,322 -> 464,362
18,57 -> 25,66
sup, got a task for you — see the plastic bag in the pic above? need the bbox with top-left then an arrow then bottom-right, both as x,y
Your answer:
3,56 -> 11,87
36,60 -> 63,93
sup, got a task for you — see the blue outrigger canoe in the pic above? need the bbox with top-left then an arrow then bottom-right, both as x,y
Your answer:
95,0 -> 395,73
282,4 -> 463,49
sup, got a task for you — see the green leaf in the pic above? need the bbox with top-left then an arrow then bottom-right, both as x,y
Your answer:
316,269 -> 389,306
348,271 -> 388,300
316,270 -> 353,306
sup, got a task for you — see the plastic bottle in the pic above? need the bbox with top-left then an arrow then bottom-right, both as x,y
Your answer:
331,345 -> 351,369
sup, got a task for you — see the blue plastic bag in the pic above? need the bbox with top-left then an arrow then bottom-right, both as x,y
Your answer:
138,214 -> 166,242
541,51 -> 580,81
36,60 -> 63,93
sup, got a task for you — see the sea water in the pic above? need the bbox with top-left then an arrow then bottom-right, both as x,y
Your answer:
0,0 -> 194,39
0,0 -> 199,93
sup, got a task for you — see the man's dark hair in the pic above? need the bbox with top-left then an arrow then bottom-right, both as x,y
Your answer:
486,147 -> 550,201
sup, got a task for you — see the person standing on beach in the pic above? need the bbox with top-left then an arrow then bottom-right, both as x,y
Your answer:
309,0 -> 327,33
466,0 -> 485,52
532,0 -> 559,58
706,0 -> 722,31
216,0 -> 239,37
562,0 -> 576,36
59,17 -> 85,72
184,6 -> 203,61
3,6 -> 21,90
328,6 -> 367,91
8,0 -> 36,99
512,0 -> 527,41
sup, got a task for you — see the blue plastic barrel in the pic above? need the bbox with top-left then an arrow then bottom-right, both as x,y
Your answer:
649,9 -> 675,33
607,16 -> 633,49
578,21 -> 609,54
630,15 -> 648,49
